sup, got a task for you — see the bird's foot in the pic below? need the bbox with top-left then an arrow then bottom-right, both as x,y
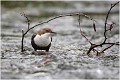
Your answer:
36,52 -> 48,66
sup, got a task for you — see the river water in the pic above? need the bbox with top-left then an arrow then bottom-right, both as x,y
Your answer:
1,1 -> 119,79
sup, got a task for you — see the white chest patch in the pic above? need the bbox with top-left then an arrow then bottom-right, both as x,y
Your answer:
34,34 -> 51,47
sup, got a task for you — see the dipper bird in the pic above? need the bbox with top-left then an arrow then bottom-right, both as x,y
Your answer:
31,27 -> 56,52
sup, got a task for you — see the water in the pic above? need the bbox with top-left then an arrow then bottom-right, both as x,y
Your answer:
1,1 -> 119,79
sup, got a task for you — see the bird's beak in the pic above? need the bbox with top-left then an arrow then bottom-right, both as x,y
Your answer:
51,32 -> 57,34
50,32 -> 57,36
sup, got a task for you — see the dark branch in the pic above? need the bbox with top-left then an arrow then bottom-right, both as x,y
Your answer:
23,13 -> 95,35
103,1 -> 119,43
21,12 -> 95,52
101,44 -> 114,53
93,21 -> 96,32
20,2 -> 119,57
85,2 -> 119,55
21,30 -> 24,52
78,15 -> 93,45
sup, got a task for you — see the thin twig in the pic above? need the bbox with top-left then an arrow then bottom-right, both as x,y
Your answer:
20,2 -> 119,57
101,44 -> 114,53
21,30 -> 24,52
78,15 -> 93,45
103,2 -> 119,43
23,13 -> 95,35
21,12 -> 95,52
93,21 -> 96,32
86,2 -> 119,55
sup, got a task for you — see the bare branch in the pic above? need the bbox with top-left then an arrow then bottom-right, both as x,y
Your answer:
85,2 -> 119,55
20,2 -> 119,57
25,16 -> 30,29
106,22 -> 116,31
93,21 -> 96,32
104,42 -> 119,45
103,1 -> 119,43
21,30 -> 24,52
21,12 -> 95,52
78,15 -> 93,45
23,13 -> 95,35
101,44 -> 114,53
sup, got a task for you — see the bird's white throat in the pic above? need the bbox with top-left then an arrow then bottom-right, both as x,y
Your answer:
34,33 -> 51,47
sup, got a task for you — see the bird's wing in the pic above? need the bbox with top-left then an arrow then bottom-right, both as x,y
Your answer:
31,34 -> 36,40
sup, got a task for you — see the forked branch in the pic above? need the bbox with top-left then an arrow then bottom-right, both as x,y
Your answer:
21,12 -> 95,52
20,1 -> 119,57
78,2 -> 119,56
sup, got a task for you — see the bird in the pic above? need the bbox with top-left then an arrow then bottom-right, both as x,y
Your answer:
31,27 -> 56,53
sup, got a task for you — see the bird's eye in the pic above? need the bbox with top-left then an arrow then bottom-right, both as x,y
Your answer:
45,30 -> 48,32
46,29 -> 50,32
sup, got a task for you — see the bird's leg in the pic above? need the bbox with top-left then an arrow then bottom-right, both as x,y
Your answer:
37,51 -> 48,65
33,51 -> 48,67
41,51 -> 48,64
39,51 -> 46,55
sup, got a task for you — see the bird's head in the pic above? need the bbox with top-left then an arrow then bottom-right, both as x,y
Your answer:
37,27 -> 56,36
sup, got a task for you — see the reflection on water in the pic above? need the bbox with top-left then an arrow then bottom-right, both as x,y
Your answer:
1,1 -> 119,79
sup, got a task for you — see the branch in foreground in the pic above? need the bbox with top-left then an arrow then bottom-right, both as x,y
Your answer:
103,1 -> 119,43
21,12 -> 95,52
20,12 -> 31,52
78,2 -> 119,56
20,2 -> 119,57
